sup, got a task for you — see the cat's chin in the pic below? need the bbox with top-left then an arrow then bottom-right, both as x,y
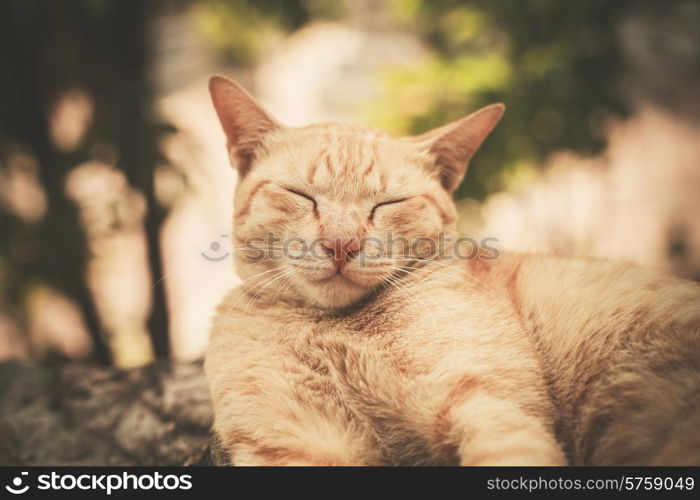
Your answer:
301,274 -> 375,310
282,260 -> 390,310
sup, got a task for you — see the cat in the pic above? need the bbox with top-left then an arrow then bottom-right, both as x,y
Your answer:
204,76 -> 700,465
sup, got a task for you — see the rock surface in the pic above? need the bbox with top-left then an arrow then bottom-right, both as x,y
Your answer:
0,361 -> 214,466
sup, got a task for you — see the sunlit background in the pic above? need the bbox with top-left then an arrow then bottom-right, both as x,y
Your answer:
1,0 -> 699,367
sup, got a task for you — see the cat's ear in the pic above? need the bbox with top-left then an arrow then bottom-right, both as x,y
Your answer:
209,76 -> 280,176
414,103 -> 504,193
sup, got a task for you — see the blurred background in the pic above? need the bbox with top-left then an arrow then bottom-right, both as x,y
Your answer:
1,0 -> 699,368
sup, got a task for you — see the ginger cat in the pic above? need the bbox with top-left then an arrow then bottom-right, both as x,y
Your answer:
205,76 -> 700,465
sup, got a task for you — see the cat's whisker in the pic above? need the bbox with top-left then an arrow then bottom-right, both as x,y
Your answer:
152,271 -> 169,288
221,266 -> 293,318
269,270 -> 298,306
380,267 -> 442,333
242,267 -> 299,313
384,265 -> 449,333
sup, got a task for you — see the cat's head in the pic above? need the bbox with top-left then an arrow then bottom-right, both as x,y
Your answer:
210,76 -> 503,310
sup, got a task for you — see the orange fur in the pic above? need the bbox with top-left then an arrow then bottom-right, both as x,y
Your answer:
205,76 -> 700,466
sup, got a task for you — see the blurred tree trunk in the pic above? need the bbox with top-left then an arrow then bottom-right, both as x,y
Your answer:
0,0 -> 112,363
0,0 -> 172,362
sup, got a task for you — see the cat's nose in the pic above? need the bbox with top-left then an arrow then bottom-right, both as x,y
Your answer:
322,237 -> 361,267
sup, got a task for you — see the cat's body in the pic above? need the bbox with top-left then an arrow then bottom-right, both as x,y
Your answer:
207,252 -> 700,465
204,76 -> 700,465
207,256 -> 563,465
509,255 -> 700,465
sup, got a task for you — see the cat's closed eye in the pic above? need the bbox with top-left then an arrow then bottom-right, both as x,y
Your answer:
283,187 -> 317,209
369,198 -> 409,221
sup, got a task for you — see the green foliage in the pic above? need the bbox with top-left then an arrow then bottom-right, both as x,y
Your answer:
376,0 -> 638,200
193,0 -> 343,63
